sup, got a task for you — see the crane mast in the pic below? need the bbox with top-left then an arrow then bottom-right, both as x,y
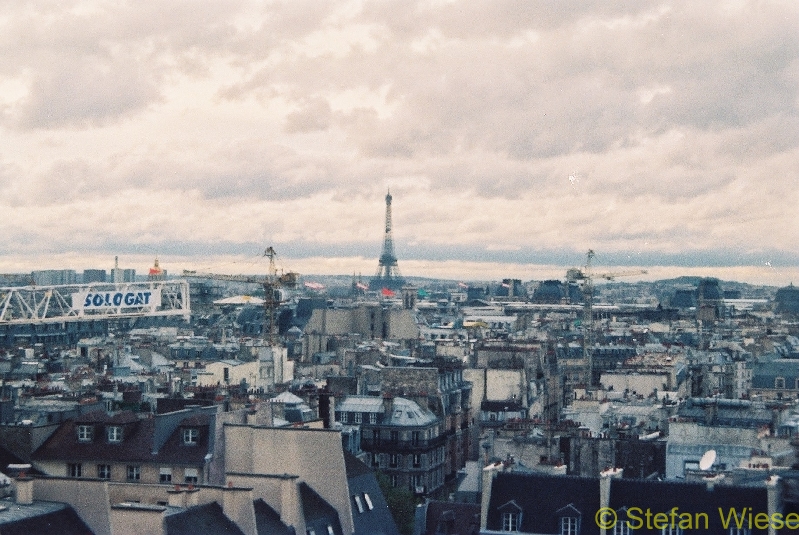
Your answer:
568,250 -> 647,387
182,247 -> 298,345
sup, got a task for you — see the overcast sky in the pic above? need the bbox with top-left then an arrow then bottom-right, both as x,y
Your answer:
1,1 -> 797,285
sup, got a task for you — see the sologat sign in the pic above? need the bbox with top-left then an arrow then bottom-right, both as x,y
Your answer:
72,289 -> 162,311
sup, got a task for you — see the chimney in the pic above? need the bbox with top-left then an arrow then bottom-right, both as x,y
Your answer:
14,476 -> 33,506
168,487 -> 186,508
480,463 -> 501,532
382,393 -> 394,419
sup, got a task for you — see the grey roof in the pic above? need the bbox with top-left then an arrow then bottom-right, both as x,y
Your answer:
165,502 -> 245,535
337,396 -> 384,414
0,499 -> 93,535
253,499 -> 293,535
385,398 -> 437,427
752,359 -> 799,388
344,451 -> 401,535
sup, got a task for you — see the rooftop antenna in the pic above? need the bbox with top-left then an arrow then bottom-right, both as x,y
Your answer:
699,449 -> 716,471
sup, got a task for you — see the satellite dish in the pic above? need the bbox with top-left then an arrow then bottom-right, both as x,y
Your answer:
699,449 -> 717,471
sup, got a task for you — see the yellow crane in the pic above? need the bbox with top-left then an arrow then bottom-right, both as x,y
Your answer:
182,247 -> 298,344
568,250 -> 647,386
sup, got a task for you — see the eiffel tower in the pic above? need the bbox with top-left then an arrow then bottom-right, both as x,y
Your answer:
370,190 -> 405,291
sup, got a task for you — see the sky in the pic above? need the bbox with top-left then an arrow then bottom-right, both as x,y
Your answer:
0,1 -> 797,286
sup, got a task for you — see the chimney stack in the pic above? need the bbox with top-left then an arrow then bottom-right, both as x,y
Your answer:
14,476 -> 33,506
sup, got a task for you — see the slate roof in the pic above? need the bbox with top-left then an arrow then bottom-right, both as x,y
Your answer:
343,451 -> 400,535
484,471 -> 772,535
165,502 -> 245,535
752,360 -> 799,389
609,478 -> 769,534
253,499 -> 293,535
420,501 -> 480,535
0,501 -> 93,535
32,411 -> 210,465
300,482 -> 343,535
485,472 -> 601,535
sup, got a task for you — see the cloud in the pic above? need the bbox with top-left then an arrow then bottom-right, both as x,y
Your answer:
0,0 -> 796,285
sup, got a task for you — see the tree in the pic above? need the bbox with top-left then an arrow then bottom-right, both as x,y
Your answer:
376,471 -> 417,535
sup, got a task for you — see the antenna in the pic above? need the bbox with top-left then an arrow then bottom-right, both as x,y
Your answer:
699,449 -> 716,471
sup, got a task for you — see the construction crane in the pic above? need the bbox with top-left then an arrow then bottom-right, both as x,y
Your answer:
182,247 -> 298,344
567,250 -> 647,387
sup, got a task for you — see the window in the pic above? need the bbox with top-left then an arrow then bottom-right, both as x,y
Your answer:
354,495 -> 364,513
775,377 -> 786,389
68,463 -> 82,478
729,529 -> 750,535
340,412 -> 348,424
502,512 -> 520,532
183,428 -> 199,445
411,431 -> 420,445
327,526 -> 335,535
561,517 -> 578,535
363,493 -> 373,510
661,527 -> 682,535
107,426 -> 122,443
372,429 -> 380,445
77,425 -> 93,442
97,464 -> 110,480
184,468 -> 198,484
614,520 -> 631,535
160,468 -> 172,483
413,453 -> 422,467
369,413 -> 376,424
354,412 -> 362,424
127,465 -> 140,481
389,474 -> 398,488
371,453 -> 380,467
389,453 -> 399,468
390,430 -> 399,443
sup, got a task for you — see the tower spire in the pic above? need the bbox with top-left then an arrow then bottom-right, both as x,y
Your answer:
370,190 -> 404,291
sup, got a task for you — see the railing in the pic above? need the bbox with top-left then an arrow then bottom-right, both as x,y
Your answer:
361,434 -> 447,451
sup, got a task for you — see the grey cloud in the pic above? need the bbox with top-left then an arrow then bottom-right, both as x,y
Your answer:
17,62 -> 161,129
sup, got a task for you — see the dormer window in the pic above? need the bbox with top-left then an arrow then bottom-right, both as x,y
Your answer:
561,517 -> 579,535
498,500 -> 523,532
502,512 -> 520,532
107,426 -> 122,443
556,504 -> 581,535
77,425 -> 93,442
183,427 -> 199,445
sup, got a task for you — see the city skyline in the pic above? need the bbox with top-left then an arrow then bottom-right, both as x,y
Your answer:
0,2 -> 796,286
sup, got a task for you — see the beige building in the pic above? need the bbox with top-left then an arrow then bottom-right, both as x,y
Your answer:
195,345 -> 293,392
223,424 -> 355,535
302,304 -> 419,361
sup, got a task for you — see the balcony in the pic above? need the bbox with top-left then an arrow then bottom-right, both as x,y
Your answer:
361,433 -> 447,452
